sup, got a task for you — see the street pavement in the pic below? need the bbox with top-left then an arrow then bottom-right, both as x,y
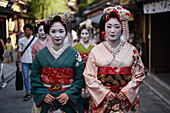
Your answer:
0,51 -> 170,113
0,51 -> 33,113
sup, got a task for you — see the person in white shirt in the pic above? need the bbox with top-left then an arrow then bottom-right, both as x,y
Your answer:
16,24 -> 37,101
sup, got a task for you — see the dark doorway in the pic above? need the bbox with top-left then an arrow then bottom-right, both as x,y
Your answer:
0,17 -> 7,43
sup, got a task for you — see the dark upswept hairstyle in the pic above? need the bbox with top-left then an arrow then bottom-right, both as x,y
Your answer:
99,12 -> 120,33
99,12 -> 120,41
34,22 -> 47,34
78,24 -> 93,36
46,16 -> 68,35
23,23 -> 33,31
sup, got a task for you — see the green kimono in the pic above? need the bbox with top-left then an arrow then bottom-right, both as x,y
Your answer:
73,42 -> 95,111
73,42 -> 94,54
30,45 -> 85,113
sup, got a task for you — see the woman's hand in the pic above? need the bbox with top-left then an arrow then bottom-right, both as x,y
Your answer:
117,92 -> 126,101
106,91 -> 116,101
43,94 -> 55,104
56,93 -> 69,105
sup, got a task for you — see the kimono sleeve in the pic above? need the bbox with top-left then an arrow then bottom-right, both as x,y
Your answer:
120,47 -> 145,111
65,52 -> 85,105
83,49 -> 110,107
30,54 -> 50,107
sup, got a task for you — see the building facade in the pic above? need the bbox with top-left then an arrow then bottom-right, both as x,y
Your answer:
0,0 -> 33,49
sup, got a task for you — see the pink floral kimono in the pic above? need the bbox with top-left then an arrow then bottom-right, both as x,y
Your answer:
83,41 -> 145,113
32,37 -> 52,60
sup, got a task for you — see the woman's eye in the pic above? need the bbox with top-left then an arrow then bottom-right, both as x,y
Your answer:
85,33 -> 88,35
51,30 -> 56,33
60,30 -> 64,33
82,33 -> 84,35
115,26 -> 120,29
107,26 -> 111,28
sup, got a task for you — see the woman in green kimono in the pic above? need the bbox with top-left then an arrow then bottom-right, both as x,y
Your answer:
73,21 -> 95,67
73,21 -> 95,113
30,13 -> 85,113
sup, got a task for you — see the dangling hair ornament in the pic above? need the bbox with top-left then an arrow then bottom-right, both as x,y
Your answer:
103,5 -> 130,41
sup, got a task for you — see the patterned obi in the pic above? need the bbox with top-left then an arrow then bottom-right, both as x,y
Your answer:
80,53 -> 89,66
41,67 -> 74,92
98,67 -> 131,93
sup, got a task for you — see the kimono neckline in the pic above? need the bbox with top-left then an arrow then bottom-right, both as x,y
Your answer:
79,41 -> 94,50
102,40 -> 125,56
38,37 -> 48,46
47,44 -> 70,60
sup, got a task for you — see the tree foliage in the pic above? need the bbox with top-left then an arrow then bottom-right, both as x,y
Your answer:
78,0 -> 98,14
87,0 -> 95,5
31,0 -> 68,20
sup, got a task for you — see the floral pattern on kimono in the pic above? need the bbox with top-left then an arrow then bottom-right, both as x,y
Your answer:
83,41 -> 145,113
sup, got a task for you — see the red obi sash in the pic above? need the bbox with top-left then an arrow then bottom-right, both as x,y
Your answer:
98,67 -> 131,75
98,67 -> 131,92
41,67 -> 74,92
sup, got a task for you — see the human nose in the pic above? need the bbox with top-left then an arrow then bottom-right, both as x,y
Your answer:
42,30 -> 45,34
110,27 -> 115,33
56,32 -> 60,37
81,34 -> 85,37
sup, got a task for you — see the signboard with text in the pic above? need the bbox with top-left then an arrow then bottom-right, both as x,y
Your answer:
143,0 -> 170,14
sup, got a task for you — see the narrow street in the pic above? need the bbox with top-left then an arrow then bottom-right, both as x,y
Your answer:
0,0 -> 170,113
140,83 -> 170,113
0,61 -> 170,113
0,77 -> 33,113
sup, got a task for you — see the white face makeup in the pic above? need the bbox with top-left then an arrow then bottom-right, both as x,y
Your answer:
49,22 -> 66,45
105,18 -> 122,42
38,25 -> 47,39
80,29 -> 90,43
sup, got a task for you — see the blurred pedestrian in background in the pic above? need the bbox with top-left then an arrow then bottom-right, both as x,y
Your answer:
91,27 -> 99,44
83,5 -> 145,113
32,20 -> 52,60
0,37 -> 7,88
30,13 -> 84,113
73,20 -> 95,66
16,31 -> 24,50
73,20 -> 95,113
31,19 -> 52,113
6,37 -> 13,63
16,23 -> 37,101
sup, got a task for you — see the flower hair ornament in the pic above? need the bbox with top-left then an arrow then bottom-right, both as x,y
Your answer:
46,12 -> 73,34
103,5 -> 130,41
79,20 -> 93,35
35,19 -> 46,27
79,21 -> 93,30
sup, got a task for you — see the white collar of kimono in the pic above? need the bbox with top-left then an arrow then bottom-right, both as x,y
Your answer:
38,38 -> 48,46
47,44 -> 70,59
103,40 -> 124,56
80,39 -> 91,49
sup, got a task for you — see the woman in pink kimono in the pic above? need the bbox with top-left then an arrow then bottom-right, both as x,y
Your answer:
32,20 -> 52,60
83,5 -> 145,113
32,20 -> 52,113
